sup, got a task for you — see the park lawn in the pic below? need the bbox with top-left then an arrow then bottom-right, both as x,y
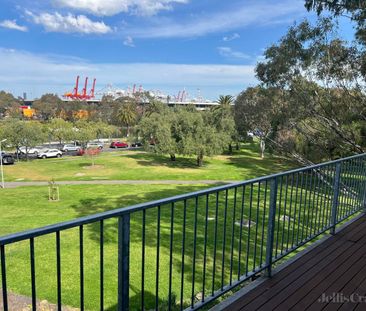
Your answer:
3,142 -> 295,182
0,175 -> 348,311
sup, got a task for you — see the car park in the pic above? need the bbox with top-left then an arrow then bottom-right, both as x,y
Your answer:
61,144 -> 81,152
110,141 -> 129,148
38,149 -> 63,159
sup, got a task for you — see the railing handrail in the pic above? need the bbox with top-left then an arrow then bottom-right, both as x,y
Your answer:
1,152 -> 364,246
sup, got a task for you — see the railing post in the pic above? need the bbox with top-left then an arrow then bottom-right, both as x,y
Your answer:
330,163 -> 342,235
118,214 -> 130,311
265,177 -> 278,277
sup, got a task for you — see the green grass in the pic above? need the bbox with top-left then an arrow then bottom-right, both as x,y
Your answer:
2,178 -> 361,311
2,144 -> 333,310
3,142 -> 295,182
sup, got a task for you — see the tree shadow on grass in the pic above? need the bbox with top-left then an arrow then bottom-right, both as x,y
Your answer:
126,153 -> 200,169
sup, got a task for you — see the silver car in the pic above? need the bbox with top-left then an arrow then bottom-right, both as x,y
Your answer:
62,144 -> 81,152
38,149 -> 63,159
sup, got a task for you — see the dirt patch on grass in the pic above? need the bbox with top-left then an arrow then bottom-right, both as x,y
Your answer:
82,165 -> 105,170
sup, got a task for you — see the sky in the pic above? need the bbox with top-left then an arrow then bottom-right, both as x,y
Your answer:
0,0 -> 356,100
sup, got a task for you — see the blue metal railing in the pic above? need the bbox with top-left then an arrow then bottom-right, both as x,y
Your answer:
0,154 -> 365,310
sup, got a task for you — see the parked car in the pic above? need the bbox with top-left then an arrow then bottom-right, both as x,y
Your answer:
61,144 -> 81,152
131,142 -> 143,147
110,141 -> 129,148
0,152 -> 14,165
18,146 -> 44,155
38,149 -> 63,159
87,142 -> 104,149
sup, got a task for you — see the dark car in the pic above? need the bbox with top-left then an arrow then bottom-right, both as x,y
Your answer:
0,153 -> 14,165
131,142 -> 143,147
110,141 -> 129,148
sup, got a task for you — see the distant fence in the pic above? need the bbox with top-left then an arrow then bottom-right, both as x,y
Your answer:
0,154 -> 365,310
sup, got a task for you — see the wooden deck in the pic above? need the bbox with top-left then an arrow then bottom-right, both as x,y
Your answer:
220,214 -> 366,311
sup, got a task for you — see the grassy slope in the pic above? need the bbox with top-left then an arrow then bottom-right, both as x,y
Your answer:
3,143 -> 295,182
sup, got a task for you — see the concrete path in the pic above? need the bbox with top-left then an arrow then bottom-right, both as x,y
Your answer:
5,180 -> 238,188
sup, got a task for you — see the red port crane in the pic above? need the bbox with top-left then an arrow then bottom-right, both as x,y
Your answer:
63,76 -> 96,100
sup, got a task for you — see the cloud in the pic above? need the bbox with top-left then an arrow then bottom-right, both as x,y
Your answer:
26,11 -> 112,34
123,36 -> 135,47
217,47 -> 250,60
54,0 -> 189,16
223,33 -> 240,42
0,20 -> 28,32
0,48 -> 257,99
125,0 -> 304,38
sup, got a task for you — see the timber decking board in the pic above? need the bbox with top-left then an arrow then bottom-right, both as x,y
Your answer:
222,215 -> 366,311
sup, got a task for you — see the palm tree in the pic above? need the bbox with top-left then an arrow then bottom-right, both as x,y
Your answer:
213,95 -> 234,111
116,101 -> 137,137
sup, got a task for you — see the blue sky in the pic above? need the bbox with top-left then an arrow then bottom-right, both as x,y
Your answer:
0,0 -> 355,100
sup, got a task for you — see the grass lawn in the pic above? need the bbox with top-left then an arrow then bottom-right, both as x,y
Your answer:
1,179 -> 357,310
3,142 -> 295,182
0,144 -> 312,310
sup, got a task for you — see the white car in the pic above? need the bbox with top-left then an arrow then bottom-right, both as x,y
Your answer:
38,149 -> 63,159
87,142 -> 104,149
18,146 -> 44,155
62,144 -> 81,152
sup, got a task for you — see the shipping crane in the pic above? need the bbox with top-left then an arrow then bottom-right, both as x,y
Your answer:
63,76 -> 96,100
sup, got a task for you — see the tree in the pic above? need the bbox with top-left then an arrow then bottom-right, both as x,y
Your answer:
211,95 -> 237,154
0,120 -> 46,160
0,91 -> 20,119
138,107 -> 232,166
138,109 -> 178,161
304,0 -> 366,44
47,118 -> 73,145
115,98 -> 138,137
253,18 -> 366,162
73,120 -> 97,148
32,94 -> 62,120
235,87 -> 281,158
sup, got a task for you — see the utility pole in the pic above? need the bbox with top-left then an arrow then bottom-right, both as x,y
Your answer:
0,139 -> 7,188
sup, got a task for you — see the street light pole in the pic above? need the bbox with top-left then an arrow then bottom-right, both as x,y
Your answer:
0,139 -> 7,189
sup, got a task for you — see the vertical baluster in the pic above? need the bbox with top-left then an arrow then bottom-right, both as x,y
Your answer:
291,173 -> 300,249
300,172 -> 309,242
305,170 -> 315,239
259,181 -> 268,267
280,176 -> 289,255
318,167 -> 327,232
202,195 -> 208,302
100,220 -> 104,311
312,169 -> 322,236
141,210 -> 146,311
169,203 -> 174,311
245,184 -> 253,276
30,238 -> 36,311
1,245 -> 7,311
253,182 -> 261,270
229,188 -> 237,285
80,225 -> 84,311
275,177 -> 283,258
56,231 -> 61,310
180,200 -> 187,309
237,186 -> 245,280
212,192 -> 219,295
221,190 -> 228,291
191,197 -> 198,308
286,174 -> 295,252
330,163 -> 342,235
155,206 -> 161,310
265,178 -> 278,277
118,214 -> 130,311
